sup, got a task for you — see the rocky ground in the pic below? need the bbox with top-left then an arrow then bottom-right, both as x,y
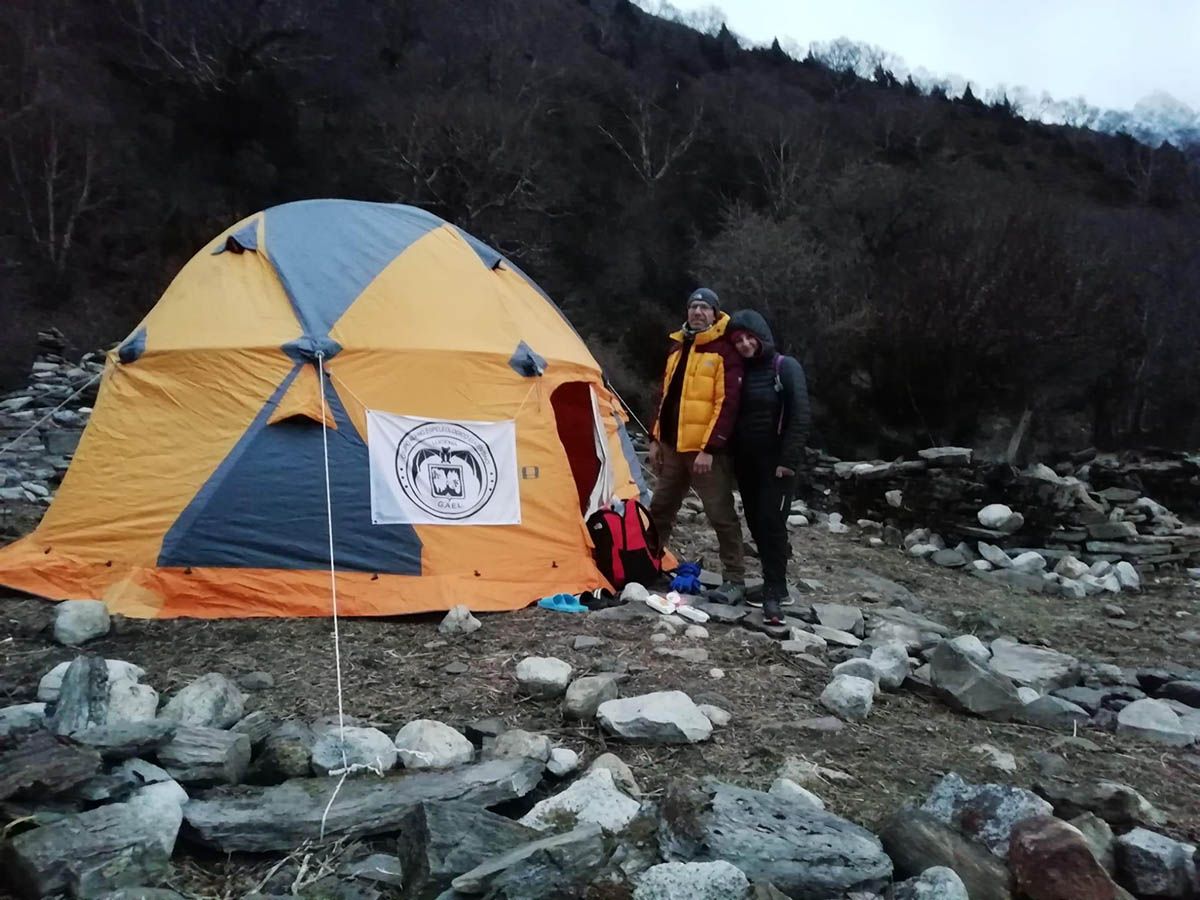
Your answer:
2,491 -> 1200,898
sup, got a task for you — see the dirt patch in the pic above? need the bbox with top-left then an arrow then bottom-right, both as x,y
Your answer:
2,504 -> 1199,897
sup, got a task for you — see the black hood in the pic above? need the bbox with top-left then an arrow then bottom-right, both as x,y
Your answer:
727,309 -> 776,357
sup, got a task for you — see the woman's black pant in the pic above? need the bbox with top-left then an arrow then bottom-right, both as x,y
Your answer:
734,452 -> 798,597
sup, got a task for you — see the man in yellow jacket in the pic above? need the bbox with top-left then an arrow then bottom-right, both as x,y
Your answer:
648,288 -> 746,602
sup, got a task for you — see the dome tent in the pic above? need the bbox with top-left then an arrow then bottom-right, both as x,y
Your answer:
0,200 -> 647,618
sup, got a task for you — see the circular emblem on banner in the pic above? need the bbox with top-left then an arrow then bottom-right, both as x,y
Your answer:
394,422 -> 499,520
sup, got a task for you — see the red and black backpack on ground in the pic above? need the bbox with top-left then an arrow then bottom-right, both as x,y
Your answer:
586,500 -> 663,590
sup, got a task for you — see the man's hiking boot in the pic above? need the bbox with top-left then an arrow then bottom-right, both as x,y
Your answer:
707,581 -> 746,605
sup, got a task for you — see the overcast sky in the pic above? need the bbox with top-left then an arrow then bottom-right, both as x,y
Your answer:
655,0 -> 1200,111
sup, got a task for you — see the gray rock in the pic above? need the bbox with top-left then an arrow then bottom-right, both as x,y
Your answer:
0,702 -> 47,740
450,825 -> 608,897
1116,699 -> 1197,746
1034,778 -> 1166,829
811,603 -> 865,637
832,658 -> 881,686
768,777 -> 825,810
692,601 -> 748,624
396,800 -> 540,899
49,655 -> 110,735
919,772 -> 1053,859
1114,561 -> 1141,590
988,639 -> 1081,693
395,720 -> 475,769
231,710 -> 274,747
1052,686 -> 1107,714
893,866 -> 969,900
879,808 -> 1013,900
53,600 -> 111,646
699,704 -> 732,728
563,674 -> 620,719
106,681 -> 158,726
254,721 -> 317,780
808,624 -> 862,647
159,673 -> 245,729
514,656 -> 573,698
948,635 -> 990,665
547,747 -> 580,777
0,728 -> 102,801
782,630 -> 828,655
573,635 -> 605,651
847,568 -> 924,611
1014,695 -> 1091,730
438,605 -> 481,636
237,671 -> 275,691
929,642 -> 1023,721
978,542 -> 1014,568
598,691 -> 713,744
660,779 -> 892,897
36,658 -> 147,710
311,726 -> 398,776
341,853 -> 405,888
68,721 -> 177,760
634,861 -> 751,900
520,767 -> 640,833
1115,828 -> 1198,899
655,646 -> 710,663
156,725 -> 251,785
919,446 -> 972,466
1159,681 -> 1200,708
820,675 -> 875,721
869,640 -> 911,690
588,753 -> 641,797
1069,812 -> 1116,874
867,607 -> 951,636
3,790 -> 182,898
184,757 -> 545,852
489,729 -> 552,763
930,549 -> 968,568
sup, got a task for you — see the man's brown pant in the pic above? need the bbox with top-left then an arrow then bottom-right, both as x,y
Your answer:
649,446 -> 745,582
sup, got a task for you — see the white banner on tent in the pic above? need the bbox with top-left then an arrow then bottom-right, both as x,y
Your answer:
367,411 -> 520,526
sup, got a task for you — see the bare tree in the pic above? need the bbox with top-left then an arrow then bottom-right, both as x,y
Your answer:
597,88 -> 703,186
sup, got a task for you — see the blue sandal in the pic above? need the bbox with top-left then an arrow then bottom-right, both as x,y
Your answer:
537,593 -> 589,613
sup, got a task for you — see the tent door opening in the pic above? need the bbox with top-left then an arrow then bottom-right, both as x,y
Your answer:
550,382 -> 613,516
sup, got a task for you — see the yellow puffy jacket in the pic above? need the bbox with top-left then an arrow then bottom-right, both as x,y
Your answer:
651,313 -> 744,453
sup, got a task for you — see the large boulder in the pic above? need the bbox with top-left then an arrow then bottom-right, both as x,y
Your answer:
1114,828 -> 1199,899
394,720 -> 475,769
49,655 -> 110,735
597,691 -> 712,744
633,861 -> 750,900
869,640 -> 912,690
0,703 -> 47,740
1116,699 -> 1198,747
2,783 -> 183,897
519,767 -> 640,833
919,772 -> 1053,859
253,721 -> 317,781
660,779 -> 892,898
159,673 -> 245,729
929,642 -> 1023,721
396,800 -> 540,899
988,640 -> 1081,693
1008,816 -> 1133,900
53,600 -> 111,646
879,808 -> 1013,900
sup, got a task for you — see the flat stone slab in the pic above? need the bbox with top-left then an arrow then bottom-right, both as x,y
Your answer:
183,757 -> 544,851
989,639 -> 1081,693
0,729 -> 102,801
691,601 -> 748,624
